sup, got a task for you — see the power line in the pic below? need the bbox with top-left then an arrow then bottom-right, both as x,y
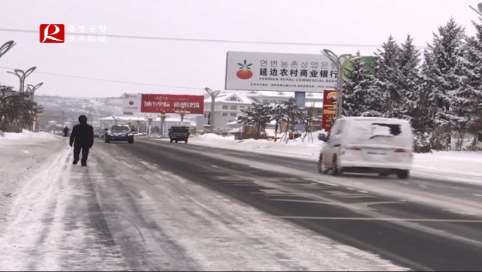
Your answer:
0,27 -> 389,48
0,66 -> 204,90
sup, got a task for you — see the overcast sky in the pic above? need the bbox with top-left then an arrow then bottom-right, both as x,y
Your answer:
0,0 -> 479,98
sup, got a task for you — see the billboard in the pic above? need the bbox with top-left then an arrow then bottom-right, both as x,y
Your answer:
344,56 -> 377,76
322,90 -> 337,132
225,51 -> 337,93
122,93 -> 142,115
140,94 -> 204,114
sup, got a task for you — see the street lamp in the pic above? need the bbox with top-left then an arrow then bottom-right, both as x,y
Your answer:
27,82 -> 43,100
205,87 -> 221,132
7,67 -> 37,93
321,49 -> 361,119
0,40 -> 16,61
469,3 -> 482,17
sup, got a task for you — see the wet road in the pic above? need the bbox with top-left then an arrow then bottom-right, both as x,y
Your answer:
107,138 -> 482,271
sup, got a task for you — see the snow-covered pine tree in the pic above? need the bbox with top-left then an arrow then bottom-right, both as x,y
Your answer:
372,35 -> 401,118
397,35 -> 421,121
413,49 -> 438,152
425,18 -> 468,150
461,18 -> 482,144
342,52 -> 374,117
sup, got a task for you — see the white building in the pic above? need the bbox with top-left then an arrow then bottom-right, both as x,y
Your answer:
198,90 -> 324,131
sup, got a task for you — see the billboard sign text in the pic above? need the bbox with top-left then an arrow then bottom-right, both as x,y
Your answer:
225,51 -> 337,93
141,94 -> 204,114
322,90 -> 337,132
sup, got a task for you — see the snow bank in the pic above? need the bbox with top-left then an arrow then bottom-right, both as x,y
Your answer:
0,131 -> 65,230
412,151 -> 482,181
185,133 -> 325,160
0,129 -> 59,144
186,134 -> 482,184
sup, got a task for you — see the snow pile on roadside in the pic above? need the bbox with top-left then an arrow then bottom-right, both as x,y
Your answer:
412,151 -> 482,181
0,130 -> 59,144
189,133 -> 324,159
0,131 -> 66,230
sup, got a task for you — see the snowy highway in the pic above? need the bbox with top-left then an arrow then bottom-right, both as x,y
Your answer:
1,136 -> 482,271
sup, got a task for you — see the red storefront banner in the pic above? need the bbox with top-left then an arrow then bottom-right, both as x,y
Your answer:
141,94 -> 205,114
322,90 -> 337,132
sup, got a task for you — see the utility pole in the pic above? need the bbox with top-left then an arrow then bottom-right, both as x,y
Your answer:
205,87 -> 221,132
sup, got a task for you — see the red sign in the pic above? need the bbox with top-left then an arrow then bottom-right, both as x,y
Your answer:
40,24 -> 65,43
141,94 -> 204,114
322,90 -> 337,132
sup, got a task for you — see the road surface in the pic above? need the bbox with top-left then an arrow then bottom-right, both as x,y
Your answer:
122,138 -> 482,271
1,138 -> 482,271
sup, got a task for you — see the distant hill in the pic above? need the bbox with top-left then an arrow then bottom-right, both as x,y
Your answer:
34,95 -> 123,121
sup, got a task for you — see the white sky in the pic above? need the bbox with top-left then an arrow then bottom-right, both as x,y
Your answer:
0,0 -> 479,97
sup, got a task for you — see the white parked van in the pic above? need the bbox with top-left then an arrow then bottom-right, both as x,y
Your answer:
318,117 -> 413,179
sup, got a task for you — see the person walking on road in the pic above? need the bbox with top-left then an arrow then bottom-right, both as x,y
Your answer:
69,115 -> 94,167
63,126 -> 69,137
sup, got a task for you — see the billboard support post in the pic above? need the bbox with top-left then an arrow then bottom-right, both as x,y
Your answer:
205,87 -> 221,132
321,50 -> 361,119
146,115 -> 153,137
159,112 -> 169,137
175,109 -> 190,122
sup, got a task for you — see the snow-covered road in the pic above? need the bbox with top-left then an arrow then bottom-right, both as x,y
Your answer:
0,135 -> 406,271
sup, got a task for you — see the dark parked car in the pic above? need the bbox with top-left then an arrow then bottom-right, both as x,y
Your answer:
104,125 -> 135,144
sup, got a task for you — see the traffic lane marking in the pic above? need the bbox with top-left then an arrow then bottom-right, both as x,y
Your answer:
270,199 -> 401,211
272,216 -> 482,223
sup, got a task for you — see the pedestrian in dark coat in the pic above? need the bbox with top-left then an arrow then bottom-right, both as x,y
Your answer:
69,115 -> 94,166
63,126 -> 69,137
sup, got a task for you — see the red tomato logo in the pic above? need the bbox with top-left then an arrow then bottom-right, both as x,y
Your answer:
236,59 -> 253,80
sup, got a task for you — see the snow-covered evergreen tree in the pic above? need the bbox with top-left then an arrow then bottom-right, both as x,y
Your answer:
372,35 -> 401,118
461,18 -> 482,129
412,49 -> 438,152
426,19 -> 469,134
397,35 -> 421,121
343,52 -> 374,116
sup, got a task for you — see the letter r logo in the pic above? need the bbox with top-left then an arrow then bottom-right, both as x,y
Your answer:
40,24 -> 65,43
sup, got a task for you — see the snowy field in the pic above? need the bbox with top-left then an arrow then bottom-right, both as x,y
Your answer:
0,130 -> 67,231
175,133 -> 482,184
